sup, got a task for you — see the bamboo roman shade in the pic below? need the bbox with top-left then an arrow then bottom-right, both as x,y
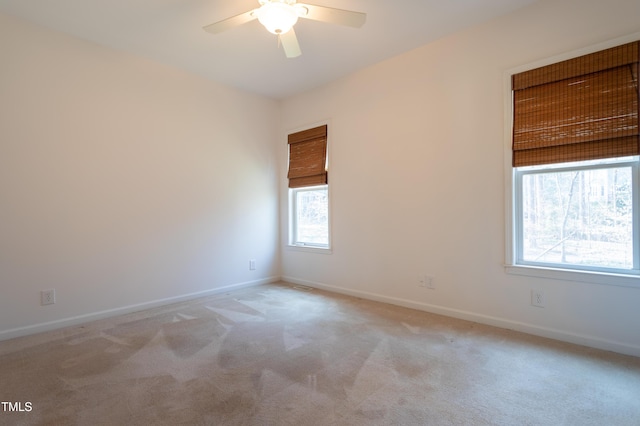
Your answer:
512,41 -> 639,167
287,125 -> 328,188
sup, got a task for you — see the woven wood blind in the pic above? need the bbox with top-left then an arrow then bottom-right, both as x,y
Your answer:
512,41 -> 639,167
287,125 -> 328,188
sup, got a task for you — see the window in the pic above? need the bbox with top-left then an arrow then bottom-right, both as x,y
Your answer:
287,125 -> 330,249
290,185 -> 329,247
508,40 -> 639,279
515,157 -> 637,273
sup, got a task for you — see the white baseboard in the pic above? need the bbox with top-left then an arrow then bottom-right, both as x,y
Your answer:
0,276 -> 279,342
282,276 -> 640,358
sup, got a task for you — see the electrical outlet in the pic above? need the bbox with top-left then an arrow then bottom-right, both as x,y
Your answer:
426,275 -> 435,289
418,274 -> 426,287
531,289 -> 545,308
249,259 -> 256,270
418,274 -> 435,289
41,289 -> 56,306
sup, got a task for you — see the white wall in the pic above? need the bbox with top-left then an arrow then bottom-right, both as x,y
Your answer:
0,13 -> 280,339
2,0 -> 640,357
280,0 -> 640,356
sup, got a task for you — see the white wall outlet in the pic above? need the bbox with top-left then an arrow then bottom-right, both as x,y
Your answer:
426,275 -> 435,289
531,289 -> 545,308
41,289 -> 56,306
418,274 -> 435,289
249,259 -> 256,270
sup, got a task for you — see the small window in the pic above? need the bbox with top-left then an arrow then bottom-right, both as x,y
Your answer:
287,125 -> 330,250
290,185 -> 329,247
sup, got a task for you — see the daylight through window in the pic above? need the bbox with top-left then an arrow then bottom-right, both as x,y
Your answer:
516,158 -> 636,272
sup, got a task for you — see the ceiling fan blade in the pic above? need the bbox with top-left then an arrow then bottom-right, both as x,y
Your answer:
297,3 -> 366,28
203,9 -> 256,34
280,28 -> 302,58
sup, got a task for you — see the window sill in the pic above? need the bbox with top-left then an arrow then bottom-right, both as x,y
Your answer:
286,244 -> 332,255
505,264 -> 640,289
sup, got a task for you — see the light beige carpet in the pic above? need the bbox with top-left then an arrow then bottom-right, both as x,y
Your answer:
1,282 -> 639,425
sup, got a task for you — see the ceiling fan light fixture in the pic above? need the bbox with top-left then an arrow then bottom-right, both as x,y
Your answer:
203,0 -> 366,59
255,2 -> 299,34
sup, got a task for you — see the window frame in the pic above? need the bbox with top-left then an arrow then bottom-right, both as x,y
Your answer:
504,33 -> 640,288
513,157 -> 639,275
288,184 -> 332,253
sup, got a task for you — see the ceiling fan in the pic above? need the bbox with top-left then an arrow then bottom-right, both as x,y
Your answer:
203,0 -> 366,58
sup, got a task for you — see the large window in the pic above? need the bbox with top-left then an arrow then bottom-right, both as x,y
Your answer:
287,125 -> 330,249
509,40 -> 639,279
515,157 -> 637,274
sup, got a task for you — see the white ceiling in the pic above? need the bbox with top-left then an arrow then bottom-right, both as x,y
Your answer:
0,0 -> 538,99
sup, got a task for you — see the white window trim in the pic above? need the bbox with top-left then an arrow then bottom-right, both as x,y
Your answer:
503,32 -> 640,288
